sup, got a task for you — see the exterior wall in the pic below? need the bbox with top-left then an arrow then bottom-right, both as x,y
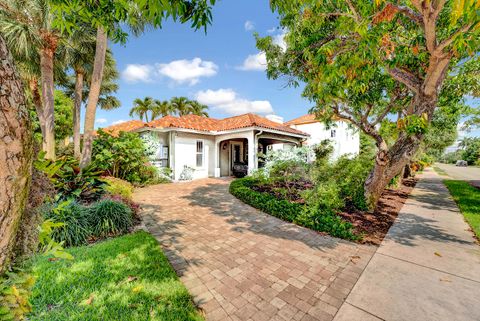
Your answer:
290,121 -> 359,159
173,132 -> 216,180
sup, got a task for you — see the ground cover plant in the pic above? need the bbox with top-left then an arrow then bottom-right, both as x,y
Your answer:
232,142 -> 419,244
25,231 -> 204,321
444,180 -> 480,239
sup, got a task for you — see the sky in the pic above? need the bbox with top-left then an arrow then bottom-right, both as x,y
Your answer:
91,0 -> 479,141
93,0 -> 309,128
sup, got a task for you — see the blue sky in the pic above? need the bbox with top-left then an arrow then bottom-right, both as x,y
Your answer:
94,0 -> 309,128
92,0 -> 479,139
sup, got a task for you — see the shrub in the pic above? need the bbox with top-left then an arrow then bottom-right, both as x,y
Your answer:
89,200 -> 133,237
92,130 -> 157,184
35,153 -> 106,203
42,201 -> 92,247
230,178 -> 358,240
102,176 -> 134,199
102,194 -> 141,221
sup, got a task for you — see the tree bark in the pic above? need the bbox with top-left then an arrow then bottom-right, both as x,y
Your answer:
28,78 -> 46,151
73,70 -> 84,159
80,26 -> 107,168
39,37 -> 57,160
0,35 -> 33,273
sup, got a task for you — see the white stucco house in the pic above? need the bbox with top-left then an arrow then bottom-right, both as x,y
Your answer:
103,113 -> 359,181
103,113 -> 309,180
284,114 -> 360,159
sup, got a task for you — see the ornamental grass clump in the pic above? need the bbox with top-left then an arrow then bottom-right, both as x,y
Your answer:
89,199 -> 133,237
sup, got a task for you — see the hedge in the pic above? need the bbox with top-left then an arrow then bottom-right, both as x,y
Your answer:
229,178 -> 358,241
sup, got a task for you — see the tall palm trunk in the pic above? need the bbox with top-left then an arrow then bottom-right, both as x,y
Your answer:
28,78 -> 46,151
73,69 -> 84,159
80,26 -> 107,168
39,34 -> 57,160
0,35 -> 33,273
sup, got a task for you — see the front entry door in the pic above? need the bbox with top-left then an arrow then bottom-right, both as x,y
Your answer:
230,142 -> 243,174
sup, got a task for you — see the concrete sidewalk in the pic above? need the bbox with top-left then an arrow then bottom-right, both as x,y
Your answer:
334,168 -> 480,321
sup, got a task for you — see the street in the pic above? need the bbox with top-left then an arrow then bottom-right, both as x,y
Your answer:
435,163 -> 480,188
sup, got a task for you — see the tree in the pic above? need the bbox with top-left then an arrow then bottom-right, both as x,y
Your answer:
189,100 -> 209,117
0,0 -> 63,159
170,96 -> 193,116
459,137 -> 480,165
258,0 -> 480,208
50,0 -> 217,168
129,97 -> 157,122
0,35 -> 33,273
152,99 -> 174,119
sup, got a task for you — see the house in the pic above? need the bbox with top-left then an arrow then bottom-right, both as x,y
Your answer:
285,114 -> 360,159
103,113 -> 309,180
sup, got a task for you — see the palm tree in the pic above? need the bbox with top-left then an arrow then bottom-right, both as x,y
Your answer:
189,100 -> 209,117
0,0 -> 62,159
130,97 -> 157,122
170,96 -> 194,116
152,100 -> 173,119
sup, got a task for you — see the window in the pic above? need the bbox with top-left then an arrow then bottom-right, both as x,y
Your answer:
196,140 -> 204,167
331,129 -> 336,138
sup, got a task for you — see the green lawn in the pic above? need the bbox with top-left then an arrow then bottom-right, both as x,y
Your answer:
26,231 -> 203,321
444,180 -> 480,239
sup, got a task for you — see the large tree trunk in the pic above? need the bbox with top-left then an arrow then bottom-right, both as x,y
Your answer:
73,70 -> 84,159
39,38 -> 57,160
80,26 -> 107,168
364,95 -> 437,209
28,78 -> 46,151
0,35 -> 33,273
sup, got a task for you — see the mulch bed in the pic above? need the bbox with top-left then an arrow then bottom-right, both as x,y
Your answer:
338,178 -> 417,245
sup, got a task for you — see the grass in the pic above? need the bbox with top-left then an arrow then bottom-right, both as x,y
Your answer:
444,180 -> 480,239
25,231 -> 203,321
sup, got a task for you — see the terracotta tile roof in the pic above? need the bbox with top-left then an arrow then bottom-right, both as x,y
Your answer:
284,114 -> 318,126
146,113 -> 308,136
103,113 -> 309,137
100,120 -> 146,137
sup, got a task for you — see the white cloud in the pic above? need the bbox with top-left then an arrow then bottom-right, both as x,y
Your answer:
266,114 -> 284,123
121,64 -> 153,83
112,120 -> 126,125
267,27 -> 277,34
237,52 -> 267,71
244,20 -> 255,31
273,31 -> 287,51
96,118 -> 108,124
156,58 -> 218,85
195,88 -> 273,115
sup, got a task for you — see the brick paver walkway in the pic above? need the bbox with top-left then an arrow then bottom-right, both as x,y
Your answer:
133,178 -> 376,321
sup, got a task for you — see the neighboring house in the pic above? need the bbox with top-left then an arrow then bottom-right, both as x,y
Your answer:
285,114 -> 360,159
102,113 -> 309,180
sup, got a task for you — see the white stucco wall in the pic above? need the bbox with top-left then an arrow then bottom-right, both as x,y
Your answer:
173,132 -> 216,180
290,121 -> 359,159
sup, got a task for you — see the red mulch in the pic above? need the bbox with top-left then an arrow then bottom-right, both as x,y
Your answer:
338,178 -> 417,245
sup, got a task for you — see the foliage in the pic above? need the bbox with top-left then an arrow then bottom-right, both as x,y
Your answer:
88,200 -> 133,237
25,231 -> 204,321
459,137 -> 480,165
35,153 -> 106,203
130,96 -> 210,122
0,270 -> 35,321
439,150 -> 463,164
257,0 -> 480,207
102,176 -> 134,200
101,194 -> 141,221
92,130 -> 159,184
229,178 -> 357,240
444,180 -> 480,239
42,201 -> 92,247
256,145 -> 313,178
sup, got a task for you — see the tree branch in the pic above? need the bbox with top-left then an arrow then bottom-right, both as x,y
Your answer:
345,0 -> 361,22
436,23 -> 476,54
390,4 -> 424,27
387,67 -> 421,93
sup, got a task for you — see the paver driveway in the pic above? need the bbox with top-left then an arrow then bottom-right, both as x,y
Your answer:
133,178 -> 376,321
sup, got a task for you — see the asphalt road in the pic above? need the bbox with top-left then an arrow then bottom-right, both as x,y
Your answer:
434,163 -> 480,188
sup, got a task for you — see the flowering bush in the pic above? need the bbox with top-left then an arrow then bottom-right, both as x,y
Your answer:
254,145 -> 315,179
